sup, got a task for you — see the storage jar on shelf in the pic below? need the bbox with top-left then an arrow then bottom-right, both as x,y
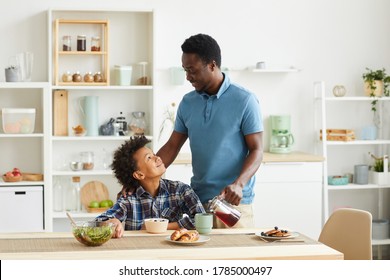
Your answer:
129,111 -> 147,135
77,35 -> 86,51
91,36 -> 100,51
80,151 -> 94,170
62,35 -> 72,51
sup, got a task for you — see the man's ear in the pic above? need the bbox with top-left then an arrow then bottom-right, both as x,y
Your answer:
133,170 -> 145,180
210,60 -> 217,71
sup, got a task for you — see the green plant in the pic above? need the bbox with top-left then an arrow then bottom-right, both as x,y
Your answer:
5,65 -> 17,70
362,68 -> 390,112
369,152 -> 389,172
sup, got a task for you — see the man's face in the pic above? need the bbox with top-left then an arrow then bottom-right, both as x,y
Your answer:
182,53 -> 214,93
133,146 -> 166,179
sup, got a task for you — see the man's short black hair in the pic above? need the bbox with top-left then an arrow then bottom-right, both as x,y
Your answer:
111,135 -> 151,193
181,33 -> 221,68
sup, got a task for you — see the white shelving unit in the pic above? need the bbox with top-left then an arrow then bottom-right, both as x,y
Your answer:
45,9 -> 156,231
314,81 -> 390,253
0,82 -> 50,231
251,68 -> 301,73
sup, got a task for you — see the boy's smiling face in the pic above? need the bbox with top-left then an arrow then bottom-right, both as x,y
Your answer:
132,146 -> 166,179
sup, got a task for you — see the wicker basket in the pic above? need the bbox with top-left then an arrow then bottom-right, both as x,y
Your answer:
2,175 -> 23,182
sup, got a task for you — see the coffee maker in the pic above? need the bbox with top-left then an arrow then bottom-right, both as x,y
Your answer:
269,115 -> 294,154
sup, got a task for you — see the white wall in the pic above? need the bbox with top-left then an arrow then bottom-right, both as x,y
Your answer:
1,0 -> 390,154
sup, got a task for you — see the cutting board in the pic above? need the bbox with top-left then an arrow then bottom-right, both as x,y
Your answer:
80,181 -> 109,210
53,90 -> 68,136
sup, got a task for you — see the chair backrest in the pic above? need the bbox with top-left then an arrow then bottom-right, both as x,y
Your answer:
318,208 -> 372,260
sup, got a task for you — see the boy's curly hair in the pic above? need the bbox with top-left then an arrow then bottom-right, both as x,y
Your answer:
111,135 -> 151,193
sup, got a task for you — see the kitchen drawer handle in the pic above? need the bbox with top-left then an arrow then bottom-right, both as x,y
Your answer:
15,191 -> 26,195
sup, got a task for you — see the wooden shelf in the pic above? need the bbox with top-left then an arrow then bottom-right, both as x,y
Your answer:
58,51 -> 107,55
57,82 -> 108,86
53,19 -> 109,86
251,68 -> 301,73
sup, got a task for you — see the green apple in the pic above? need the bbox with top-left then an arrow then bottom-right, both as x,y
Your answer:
106,199 -> 114,207
89,200 -> 100,208
99,200 -> 109,208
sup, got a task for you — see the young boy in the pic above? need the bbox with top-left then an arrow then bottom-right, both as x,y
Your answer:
95,135 -> 205,238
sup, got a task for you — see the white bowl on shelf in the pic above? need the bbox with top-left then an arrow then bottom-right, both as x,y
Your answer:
69,162 -> 83,171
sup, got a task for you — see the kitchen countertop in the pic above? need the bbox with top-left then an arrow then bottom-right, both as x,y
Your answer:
173,151 -> 324,165
0,228 -> 342,260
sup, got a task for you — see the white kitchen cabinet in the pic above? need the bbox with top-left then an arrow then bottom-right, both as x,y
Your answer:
254,160 -> 323,240
46,9 -> 155,231
0,186 -> 44,232
314,81 -> 390,250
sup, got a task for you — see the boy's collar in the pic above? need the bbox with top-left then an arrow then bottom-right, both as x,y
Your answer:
135,179 -> 168,198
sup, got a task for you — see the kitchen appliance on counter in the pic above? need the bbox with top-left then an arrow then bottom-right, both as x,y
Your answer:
269,115 -> 294,154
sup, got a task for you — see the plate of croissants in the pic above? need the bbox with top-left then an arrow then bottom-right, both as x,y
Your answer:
166,228 -> 210,245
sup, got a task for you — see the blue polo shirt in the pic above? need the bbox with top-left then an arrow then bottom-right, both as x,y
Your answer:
174,74 -> 263,204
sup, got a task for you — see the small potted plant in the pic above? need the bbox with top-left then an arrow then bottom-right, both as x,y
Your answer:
4,65 -> 20,82
368,152 -> 389,185
362,68 -> 390,112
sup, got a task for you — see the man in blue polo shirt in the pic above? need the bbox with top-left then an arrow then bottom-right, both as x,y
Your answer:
158,33 -> 263,228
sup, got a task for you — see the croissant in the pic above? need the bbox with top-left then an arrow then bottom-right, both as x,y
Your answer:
170,228 -> 188,241
178,231 -> 199,242
170,228 -> 200,242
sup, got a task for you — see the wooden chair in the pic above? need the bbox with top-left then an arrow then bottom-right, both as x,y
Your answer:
318,208 -> 372,260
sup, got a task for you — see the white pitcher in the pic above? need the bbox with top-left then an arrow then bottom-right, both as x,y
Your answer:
78,96 -> 99,136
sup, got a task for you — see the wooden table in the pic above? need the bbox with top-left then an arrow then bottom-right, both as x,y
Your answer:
0,228 -> 343,260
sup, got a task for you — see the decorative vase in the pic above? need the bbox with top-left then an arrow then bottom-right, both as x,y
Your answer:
364,80 -> 383,97
5,67 -> 20,82
369,171 -> 389,186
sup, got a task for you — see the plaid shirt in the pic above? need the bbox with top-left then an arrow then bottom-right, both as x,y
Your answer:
95,179 -> 205,230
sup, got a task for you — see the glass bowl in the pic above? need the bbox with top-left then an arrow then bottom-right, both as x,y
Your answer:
72,221 -> 115,246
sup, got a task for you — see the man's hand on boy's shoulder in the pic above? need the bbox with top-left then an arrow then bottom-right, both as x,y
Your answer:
117,186 -> 134,199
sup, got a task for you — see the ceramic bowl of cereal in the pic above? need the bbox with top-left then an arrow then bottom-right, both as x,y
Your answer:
144,218 -> 169,234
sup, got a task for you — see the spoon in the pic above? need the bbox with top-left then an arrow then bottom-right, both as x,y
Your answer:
66,212 -> 77,227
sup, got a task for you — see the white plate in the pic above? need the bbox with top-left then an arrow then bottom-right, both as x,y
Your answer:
255,231 -> 299,240
165,235 -> 210,245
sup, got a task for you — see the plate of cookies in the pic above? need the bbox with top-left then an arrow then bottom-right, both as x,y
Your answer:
166,228 -> 210,245
256,226 -> 299,240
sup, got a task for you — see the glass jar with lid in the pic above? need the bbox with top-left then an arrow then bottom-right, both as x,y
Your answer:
62,71 -> 72,82
77,35 -> 86,51
94,72 -> 103,82
129,111 -> 147,135
80,151 -> 94,170
84,72 -> 94,83
136,62 -> 149,85
72,71 -> 82,82
91,36 -> 100,51
62,35 -> 72,51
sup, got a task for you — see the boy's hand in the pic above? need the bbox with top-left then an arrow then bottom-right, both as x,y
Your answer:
107,218 -> 124,238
